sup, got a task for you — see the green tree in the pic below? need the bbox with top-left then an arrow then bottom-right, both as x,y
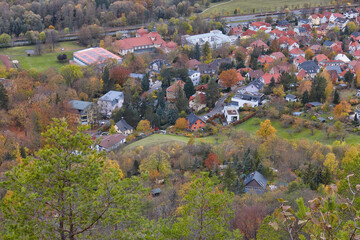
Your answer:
39,31 -> 46,43
302,90 -> 309,104
201,41 -> 212,63
141,73 -> 150,92
222,165 -> 236,191
333,89 -> 340,104
0,33 -> 11,47
102,66 -> 114,93
170,173 -> 242,239
175,86 -> 188,113
344,71 -> 354,85
60,64 -> 83,87
194,42 -> 201,61
184,78 -> 195,99
257,215 -> 282,240
139,150 -> 172,179
205,80 -> 219,108
166,104 -> 179,125
242,148 -> 255,175
0,119 -> 147,239
0,82 -> 9,110
309,75 -> 327,103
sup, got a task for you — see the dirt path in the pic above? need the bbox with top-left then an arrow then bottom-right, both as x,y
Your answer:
0,55 -> 13,69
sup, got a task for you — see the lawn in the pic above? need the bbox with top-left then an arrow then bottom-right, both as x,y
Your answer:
0,41 -> 85,72
235,117 -> 360,145
203,0 -> 331,16
122,134 -> 190,151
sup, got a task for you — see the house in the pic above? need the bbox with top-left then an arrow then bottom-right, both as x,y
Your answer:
270,52 -> 286,61
309,14 -> 320,25
351,32 -> 360,41
298,61 -> 320,78
258,55 -> 275,64
231,91 -> 264,108
323,40 -> 334,48
151,188 -> 162,197
293,55 -> 306,67
189,92 -> 206,112
238,79 -> 264,93
188,69 -> 201,86
335,18 -> 349,30
198,58 -> 231,76
98,133 -> 127,152
260,72 -> 280,85
244,171 -> 267,194
166,80 -> 185,100
241,29 -> 257,39
306,101 -> 323,108
149,59 -> 171,73
310,44 -> 322,54
289,47 -> 305,58
285,94 -> 298,102
186,112 -> 205,131
352,49 -> 360,58
186,59 -> 201,69
136,27 -> 148,37
330,13 -> 345,23
344,9 -> 358,19
276,20 -> 290,31
335,54 -> 350,63
184,30 -> 232,48
72,48 -> 122,66
68,100 -> 94,125
163,41 -> 177,52
325,65 -> 342,74
270,29 -> 285,39
298,18 -> 312,27
314,54 -> 329,66
278,36 -> 299,51
246,69 -> 264,80
98,91 -> 124,117
249,21 -> 271,32
230,26 -> 243,36
294,26 -> 308,36
250,39 -> 269,51
325,60 -> 343,67
349,41 -> 360,54
115,118 -> 134,135
223,105 -> 239,124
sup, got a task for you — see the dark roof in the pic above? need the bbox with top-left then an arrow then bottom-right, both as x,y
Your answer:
277,20 -> 290,26
115,118 -> 134,132
308,101 -> 323,107
69,100 -> 92,111
299,61 -> 319,73
249,79 -> 265,90
323,40 -> 333,47
244,171 -> 267,190
186,112 -> 203,127
152,188 -> 162,195
352,31 -> 360,38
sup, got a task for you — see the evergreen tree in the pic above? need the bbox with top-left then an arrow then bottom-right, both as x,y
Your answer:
141,73 -> 150,92
333,89 -> 340,104
302,90 -> 309,104
166,104 -> 179,125
184,79 -> 195,99
0,82 -> 9,110
310,76 -> 327,102
222,166 -> 236,191
102,66 -> 115,93
355,114 -> 358,122
201,41 -> 212,62
344,71 -> 353,85
233,177 -> 245,195
205,80 -> 219,108
157,90 -> 166,109
194,42 -> 201,61
242,148 -> 255,175
175,87 -> 188,112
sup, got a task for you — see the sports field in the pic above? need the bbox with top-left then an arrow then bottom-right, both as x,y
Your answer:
203,0 -> 332,16
0,41 -> 85,72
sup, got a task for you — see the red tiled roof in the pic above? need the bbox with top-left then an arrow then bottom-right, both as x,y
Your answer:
333,13 -> 344,18
261,73 -> 280,84
250,39 -> 268,48
258,55 -> 274,64
137,27 -> 148,36
251,21 -> 270,28
167,80 -> 185,93
116,36 -> 154,50
294,55 -> 306,64
353,49 -> 360,57
297,69 -> 307,79
271,52 -> 285,59
99,133 -> 126,149
242,29 -> 257,37
73,47 -> 122,65
186,59 -> 201,69
289,47 -> 304,55
314,54 -> 329,63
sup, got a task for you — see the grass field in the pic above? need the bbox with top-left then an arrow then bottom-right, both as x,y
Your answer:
236,117 -> 360,145
0,41 -> 85,72
203,0 -> 332,16
122,134 -> 190,151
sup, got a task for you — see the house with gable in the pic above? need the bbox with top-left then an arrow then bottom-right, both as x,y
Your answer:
246,69 -> 264,80
166,80 -> 185,100
314,54 -> 329,67
298,61 -> 320,78
276,20 -> 290,31
149,59 -> 171,73
186,112 -> 205,131
351,32 -> 360,42
68,100 -> 94,125
188,69 -> 201,86
279,36 -> 299,51
189,92 -> 206,112
269,29 -> 285,39
249,21 -> 271,32
289,47 -> 305,58
349,41 -> 360,54
98,91 -> 124,117
244,171 -> 268,194
250,39 -> 269,51
115,118 -> 134,135
97,133 -> 127,152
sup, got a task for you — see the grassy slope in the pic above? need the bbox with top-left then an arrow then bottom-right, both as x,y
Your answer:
203,0 -> 331,15
236,117 -> 360,145
122,134 -> 189,150
0,41 -> 85,72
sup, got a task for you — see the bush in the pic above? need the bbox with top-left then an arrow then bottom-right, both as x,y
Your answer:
57,54 -> 68,62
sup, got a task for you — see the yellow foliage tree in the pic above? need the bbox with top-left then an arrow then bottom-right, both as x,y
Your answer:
136,120 -> 153,134
175,117 -> 187,130
342,146 -> 359,165
334,101 -> 351,120
305,49 -> 315,60
273,85 -> 285,98
256,119 -> 277,140
323,153 -> 338,175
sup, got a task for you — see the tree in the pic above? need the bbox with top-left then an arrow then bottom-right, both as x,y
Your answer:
334,101 -> 351,120
170,173 -> 242,239
60,65 -> 83,87
347,21 -> 356,33
110,66 -> 130,86
204,152 -> 221,170
166,104 -> 179,125
136,119 -> 153,134
0,119 -> 147,239
0,82 -> 9,111
57,54 -> 67,62
194,42 -> 201,61
139,150 -> 172,180
222,165 -> 236,191
205,80 -> 219,108
175,86 -> 188,113
141,73 -> 149,92
305,49 -> 315,60
184,79 -> 195,99
256,119 -> 277,140
102,66 -> 114,93
219,69 -> 240,89
201,41 -> 212,63
175,117 -> 187,130
0,33 -> 11,47
309,76 -> 327,103
302,90 -> 309,104
273,85 -> 285,98
344,70 -> 354,85
333,89 -> 340,104
323,153 -> 338,176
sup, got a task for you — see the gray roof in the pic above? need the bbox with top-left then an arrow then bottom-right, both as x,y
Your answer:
309,101 -> 323,107
286,94 -> 297,99
99,90 -> 124,102
325,65 -> 342,74
69,100 -> 92,111
323,40 -> 333,47
352,31 -> 360,37
244,171 -> 267,190
188,69 -> 200,76
186,112 -> 203,127
130,73 -> 144,79
152,188 -> 162,195
115,118 -> 134,132
299,61 -> 319,73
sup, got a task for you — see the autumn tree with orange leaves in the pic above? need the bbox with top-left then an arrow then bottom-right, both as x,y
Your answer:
219,69 -> 239,88
204,152 -> 220,170
110,66 -> 130,86
334,101 -> 351,120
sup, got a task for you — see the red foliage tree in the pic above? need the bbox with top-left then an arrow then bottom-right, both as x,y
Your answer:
204,153 -> 220,170
219,69 -> 239,88
110,66 -> 130,86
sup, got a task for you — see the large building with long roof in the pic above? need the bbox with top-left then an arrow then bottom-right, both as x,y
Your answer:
72,47 -> 122,66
